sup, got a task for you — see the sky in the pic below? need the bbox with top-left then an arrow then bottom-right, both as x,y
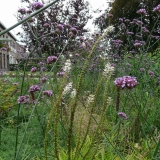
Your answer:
0,0 -> 108,40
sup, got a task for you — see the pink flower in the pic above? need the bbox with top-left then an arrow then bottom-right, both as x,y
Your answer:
65,24 -> 72,28
47,56 -> 58,64
134,42 -> 142,47
70,27 -> 78,35
31,67 -> 37,72
124,76 -> 137,89
136,9 -> 147,15
29,85 -> 40,92
118,112 -> 128,119
57,24 -> 64,30
41,77 -> 47,83
148,70 -> 154,77
32,2 -> 44,10
140,68 -> 145,72
56,72 -> 65,76
18,8 -> 26,14
39,62 -> 44,66
153,4 -> 160,14
43,23 -> 50,27
18,95 -> 30,104
114,76 -> 137,89
43,90 -> 53,97
114,77 -> 126,89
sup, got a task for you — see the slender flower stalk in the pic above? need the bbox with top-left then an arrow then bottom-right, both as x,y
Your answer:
67,26 -> 114,160
44,75 -> 67,160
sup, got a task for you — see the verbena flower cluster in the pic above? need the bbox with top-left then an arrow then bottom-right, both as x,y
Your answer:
117,112 -> 128,119
114,76 -> 138,89
153,4 -> 160,14
28,85 -> 40,92
18,95 -> 30,104
136,9 -> 147,15
47,56 -> 58,64
32,2 -> 44,10
43,90 -> 53,97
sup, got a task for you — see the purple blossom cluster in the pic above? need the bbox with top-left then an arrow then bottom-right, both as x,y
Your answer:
141,27 -> 149,33
136,9 -> 147,15
41,77 -> 47,83
18,8 -> 26,14
148,70 -> 155,77
132,19 -> 143,26
0,47 -> 7,51
28,85 -> 40,92
70,27 -> 78,35
114,76 -> 138,89
43,90 -> 53,97
134,40 -> 146,47
117,112 -> 128,119
111,39 -> 123,48
43,23 -> 50,27
18,95 -> 30,104
32,2 -> 44,10
56,72 -> 65,76
153,4 -> 160,14
57,24 -> 64,30
31,67 -> 37,72
47,56 -> 58,64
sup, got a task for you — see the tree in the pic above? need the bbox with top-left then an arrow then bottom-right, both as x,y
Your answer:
17,0 -> 92,58
94,0 -> 160,55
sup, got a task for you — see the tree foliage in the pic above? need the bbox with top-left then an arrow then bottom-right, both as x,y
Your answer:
94,0 -> 160,55
17,0 -> 92,58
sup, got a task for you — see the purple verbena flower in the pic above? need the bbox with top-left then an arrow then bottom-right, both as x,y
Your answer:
40,66 -> 45,72
119,18 -> 123,22
18,8 -> 26,14
18,95 -> 30,104
114,76 -> 137,89
31,67 -> 37,72
148,70 -> 154,77
114,77 -> 126,89
70,27 -> 78,35
153,4 -> 160,14
47,56 -> 58,64
57,24 -> 64,30
32,2 -> 44,10
43,90 -> 53,97
65,24 -> 72,28
134,42 -> 142,47
126,31 -> 134,35
136,9 -> 147,15
1,47 -> 7,51
142,27 -> 149,33
41,77 -> 47,83
43,23 -> 50,27
124,76 -> 137,89
68,32 -> 76,38
107,13 -> 113,17
56,72 -> 65,76
39,62 -> 44,66
26,9 -> 32,14
118,112 -> 128,119
140,68 -> 145,72
29,85 -> 40,92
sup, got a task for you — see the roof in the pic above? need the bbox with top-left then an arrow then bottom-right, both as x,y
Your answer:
0,21 -> 17,41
